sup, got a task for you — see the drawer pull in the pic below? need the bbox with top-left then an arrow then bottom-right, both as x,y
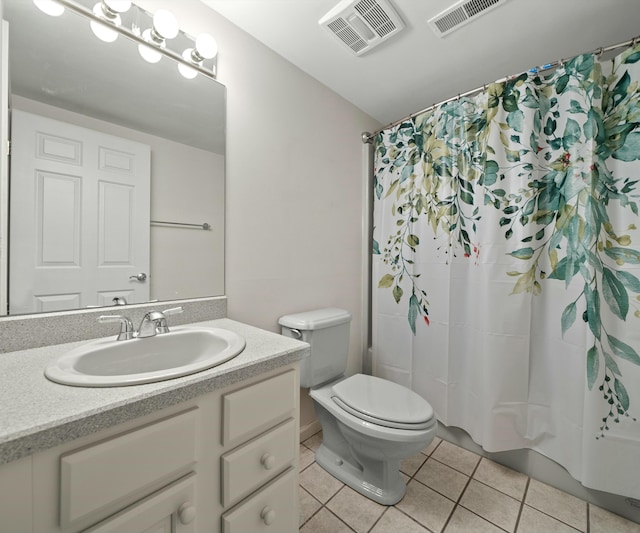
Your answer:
178,501 -> 196,525
260,453 -> 276,470
260,506 -> 276,525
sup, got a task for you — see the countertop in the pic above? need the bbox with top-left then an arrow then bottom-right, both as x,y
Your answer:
0,318 -> 309,465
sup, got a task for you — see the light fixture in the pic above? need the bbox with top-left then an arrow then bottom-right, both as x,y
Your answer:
137,9 -> 179,63
90,0 -> 131,43
33,0 -> 64,17
37,1 -> 218,79
178,33 -> 218,79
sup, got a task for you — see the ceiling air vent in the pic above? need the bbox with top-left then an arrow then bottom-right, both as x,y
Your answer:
428,0 -> 510,37
319,0 -> 405,56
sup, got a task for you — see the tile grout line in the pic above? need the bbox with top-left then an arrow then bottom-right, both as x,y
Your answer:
298,485 -> 323,530
440,453 -> 485,533
513,476 -> 532,533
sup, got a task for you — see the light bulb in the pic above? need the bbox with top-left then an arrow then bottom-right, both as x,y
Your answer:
138,28 -> 163,63
33,0 -> 64,16
195,33 -> 218,60
178,49 -> 199,79
90,2 -> 120,43
152,9 -> 179,40
103,0 -> 131,12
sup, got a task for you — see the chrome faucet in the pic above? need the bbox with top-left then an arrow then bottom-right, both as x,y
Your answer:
136,307 -> 183,338
98,315 -> 135,341
99,306 -> 183,340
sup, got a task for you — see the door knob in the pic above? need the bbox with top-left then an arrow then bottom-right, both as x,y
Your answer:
129,272 -> 147,281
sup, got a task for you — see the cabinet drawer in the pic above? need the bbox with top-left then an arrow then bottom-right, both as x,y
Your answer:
84,472 -> 196,533
60,408 -> 197,530
221,467 -> 298,533
221,418 -> 296,506
222,370 -> 296,445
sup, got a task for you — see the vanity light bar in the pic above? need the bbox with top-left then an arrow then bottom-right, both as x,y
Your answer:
43,0 -> 217,80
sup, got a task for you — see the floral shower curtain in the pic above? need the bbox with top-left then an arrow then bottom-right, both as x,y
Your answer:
372,43 -> 640,497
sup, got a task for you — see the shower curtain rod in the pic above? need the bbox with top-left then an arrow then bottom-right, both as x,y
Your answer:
362,35 -> 640,144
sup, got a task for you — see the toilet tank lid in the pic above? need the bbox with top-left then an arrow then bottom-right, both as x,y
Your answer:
278,308 -> 352,330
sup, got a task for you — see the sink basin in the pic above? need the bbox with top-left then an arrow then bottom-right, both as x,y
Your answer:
45,326 -> 246,387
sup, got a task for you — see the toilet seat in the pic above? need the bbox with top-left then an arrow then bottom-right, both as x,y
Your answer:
331,374 -> 434,430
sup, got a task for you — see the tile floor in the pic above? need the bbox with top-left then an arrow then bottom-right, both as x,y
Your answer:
298,432 -> 640,533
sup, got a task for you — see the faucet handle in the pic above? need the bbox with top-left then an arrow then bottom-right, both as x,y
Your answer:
154,307 -> 183,334
98,315 -> 135,341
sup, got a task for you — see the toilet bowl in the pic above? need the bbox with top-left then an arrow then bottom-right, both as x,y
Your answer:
310,374 -> 436,504
279,308 -> 437,505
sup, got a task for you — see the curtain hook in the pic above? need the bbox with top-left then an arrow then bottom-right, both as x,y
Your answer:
457,94 -> 461,101
596,47 -> 604,57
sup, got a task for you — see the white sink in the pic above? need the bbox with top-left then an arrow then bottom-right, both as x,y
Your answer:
45,326 -> 246,387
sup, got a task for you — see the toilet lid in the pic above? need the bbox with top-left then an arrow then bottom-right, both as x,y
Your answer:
332,374 -> 434,428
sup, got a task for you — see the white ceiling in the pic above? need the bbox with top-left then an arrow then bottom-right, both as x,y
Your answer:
201,0 -> 640,127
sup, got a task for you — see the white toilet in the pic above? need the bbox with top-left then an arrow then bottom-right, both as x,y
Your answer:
279,308 -> 437,505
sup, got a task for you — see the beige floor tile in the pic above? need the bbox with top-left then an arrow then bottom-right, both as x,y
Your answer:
299,486 -> 322,527
300,444 -> 316,471
414,458 -> 469,501
327,486 -> 386,533
444,506 -> 505,533
299,508 -> 353,533
400,452 -> 428,477
303,431 -> 323,452
299,463 -> 344,503
423,436 -> 442,456
590,504 -> 640,533
474,458 -> 528,500
370,508 -> 431,533
432,441 -> 481,476
459,479 -> 520,532
516,505 -> 581,533
395,479 -> 456,532
525,479 -> 586,532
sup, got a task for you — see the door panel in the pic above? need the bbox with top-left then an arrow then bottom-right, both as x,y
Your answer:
9,109 -> 151,314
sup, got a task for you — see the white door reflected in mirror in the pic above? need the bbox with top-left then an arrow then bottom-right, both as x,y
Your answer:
9,110 -> 151,314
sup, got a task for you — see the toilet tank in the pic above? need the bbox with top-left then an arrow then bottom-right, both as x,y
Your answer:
279,308 -> 351,388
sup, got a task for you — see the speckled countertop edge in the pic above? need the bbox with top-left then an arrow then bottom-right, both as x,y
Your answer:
0,318 -> 309,465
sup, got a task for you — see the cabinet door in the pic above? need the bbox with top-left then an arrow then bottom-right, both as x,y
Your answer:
83,473 -> 197,533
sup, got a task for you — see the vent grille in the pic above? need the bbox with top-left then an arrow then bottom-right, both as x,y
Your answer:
319,0 -> 405,56
433,7 -> 467,33
428,0 -> 509,37
328,18 -> 368,53
354,0 -> 397,37
464,0 -> 500,17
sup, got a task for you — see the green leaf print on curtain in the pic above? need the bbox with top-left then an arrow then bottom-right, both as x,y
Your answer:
373,43 -> 640,438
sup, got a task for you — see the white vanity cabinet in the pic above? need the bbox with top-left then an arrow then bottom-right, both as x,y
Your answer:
220,370 -> 298,533
0,365 -> 300,533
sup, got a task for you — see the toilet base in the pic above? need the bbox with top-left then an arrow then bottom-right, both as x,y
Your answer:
315,443 -> 406,505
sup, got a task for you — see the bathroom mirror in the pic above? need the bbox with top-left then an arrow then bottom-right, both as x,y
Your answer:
0,0 -> 225,315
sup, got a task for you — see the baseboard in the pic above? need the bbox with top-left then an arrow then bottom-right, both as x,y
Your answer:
300,419 -> 322,442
